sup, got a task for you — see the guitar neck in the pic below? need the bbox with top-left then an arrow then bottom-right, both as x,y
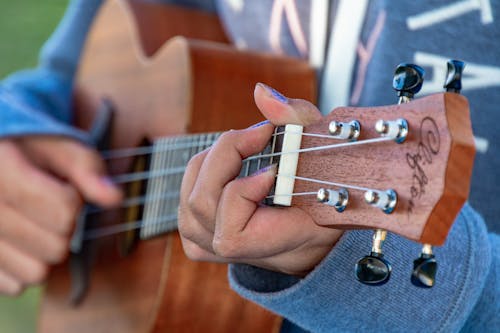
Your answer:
140,130 -> 280,239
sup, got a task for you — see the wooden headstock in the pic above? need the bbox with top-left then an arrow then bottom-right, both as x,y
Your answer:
285,92 -> 474,246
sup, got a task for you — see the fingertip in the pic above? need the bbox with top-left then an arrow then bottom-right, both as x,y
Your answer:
97,176 -> 123,206
238,164 -> 278,202
254,83 -> 292,125
82,175 -> 123,207
254,83 -> 322,126
0,271 -> 22,296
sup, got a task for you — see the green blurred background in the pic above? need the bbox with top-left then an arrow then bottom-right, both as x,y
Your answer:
0,1 -> 68,332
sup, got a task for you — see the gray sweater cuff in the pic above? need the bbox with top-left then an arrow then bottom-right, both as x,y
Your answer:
229,204 -> 492,332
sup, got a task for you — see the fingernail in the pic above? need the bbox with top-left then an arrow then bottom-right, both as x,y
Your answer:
258,83 -> 288,104
100,176 -> 117,188
251,164 -> 277,177
250,120 -> 270,128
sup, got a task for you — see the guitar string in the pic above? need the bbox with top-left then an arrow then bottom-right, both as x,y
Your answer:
85,192 -> 180,214
83,214 -> 177,240
275,174 -> 375,192
83,192 -> 322,240
84,133 -> 393,214
99,129 -> 346,160
82,177 -> 386,240
108,134 -> 394,184
100,130 -> 281,160
81,132 -> 396,239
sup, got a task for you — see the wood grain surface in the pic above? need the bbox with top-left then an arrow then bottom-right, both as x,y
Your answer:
292,93 -> 474,246
38,0 -> 316,332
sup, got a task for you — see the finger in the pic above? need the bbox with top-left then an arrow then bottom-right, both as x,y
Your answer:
0,240 -> 47,285
254,83 -> 322,126
19,137 -> 122,207
213,166 -> 341,259
0,141 -> 82,235
0,269 -> 21,296
0,202 -> 67,263
188,124 -> 274,231
180,236 -> 227,263
178,150 -> 218,252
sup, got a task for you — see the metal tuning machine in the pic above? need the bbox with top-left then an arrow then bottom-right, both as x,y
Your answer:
411,244 -> 437,288
411,59 -> 466,288
317,188 -> 349,212
392,63 -> 425,103
444,59 -> 465,93
356,63 -> 424,286
328,120 -> 361,141
374,119 -> 408,143
355,229 -> 392,286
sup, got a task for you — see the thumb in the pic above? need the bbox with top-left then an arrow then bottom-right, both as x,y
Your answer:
254,82 -> 322,126
20,137 -> 122,207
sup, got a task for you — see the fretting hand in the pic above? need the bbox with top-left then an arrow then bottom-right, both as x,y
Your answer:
178,83 -> 343,276
0,136 -> 122,295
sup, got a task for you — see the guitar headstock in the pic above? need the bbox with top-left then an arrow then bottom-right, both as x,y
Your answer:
291,92 -> 474,246
270,61 -> 475,287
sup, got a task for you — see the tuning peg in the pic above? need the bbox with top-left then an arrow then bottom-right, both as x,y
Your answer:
364,189 -> 398,214
411,244 -> 437,288
393,63 -> 425,102
374,119 -> 408,143
444,59 -> 465,94
317,188 -> 349,212
328,120 -> 361,141
355,229 -> 392,285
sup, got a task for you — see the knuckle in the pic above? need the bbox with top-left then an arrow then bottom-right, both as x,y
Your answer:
182,241 -> 210,261
217,130 -> 239,146
0,281 -> 22,297
223,181 -> 239,197
47,238 -> 68,263
25,261 -> 48,284
177,218 -> 196,242
187,151 -> 205,168
8,284 -> 23,297
187,192 -> 211,223
212,236 -> 241,259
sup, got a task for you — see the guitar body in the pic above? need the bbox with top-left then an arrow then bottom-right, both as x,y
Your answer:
38,1 -> 316,332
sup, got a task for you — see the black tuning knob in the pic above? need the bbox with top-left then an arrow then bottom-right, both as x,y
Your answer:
355,252 -> 392,286
393,63 -> 425,99
411,253 -> 437,288
444,59 -> 465,93
355,230 -> 391,286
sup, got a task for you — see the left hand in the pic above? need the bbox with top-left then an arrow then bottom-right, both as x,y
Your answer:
178,83 -> 343,276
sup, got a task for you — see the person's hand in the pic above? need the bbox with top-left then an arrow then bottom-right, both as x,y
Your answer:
178,83 -> 343,276
0,136 -> 122,295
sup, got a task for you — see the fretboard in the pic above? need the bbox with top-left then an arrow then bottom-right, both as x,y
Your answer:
140,129 -> 281,240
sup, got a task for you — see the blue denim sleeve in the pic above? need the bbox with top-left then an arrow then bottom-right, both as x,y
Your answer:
229,204 -> 498,332
0,0 -> 103,143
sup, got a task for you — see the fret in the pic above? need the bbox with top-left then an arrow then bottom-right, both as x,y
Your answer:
140,138 -> 164,239
139,129 -> 281,239
244,156 -> 251,177
256,151 -> 262,172
270,127 -> 279,166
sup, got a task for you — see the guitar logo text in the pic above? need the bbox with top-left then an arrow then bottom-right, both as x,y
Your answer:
407,117 -> 440,215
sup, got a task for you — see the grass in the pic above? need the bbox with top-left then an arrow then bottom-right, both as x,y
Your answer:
0,0 -> 68,78
0,1 -> 69,331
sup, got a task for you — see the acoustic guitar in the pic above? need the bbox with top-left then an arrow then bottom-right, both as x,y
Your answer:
38,0 -> 475,332
38,0 -> 316,332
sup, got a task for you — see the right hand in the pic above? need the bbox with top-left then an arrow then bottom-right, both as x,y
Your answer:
0,136 -> 122,296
